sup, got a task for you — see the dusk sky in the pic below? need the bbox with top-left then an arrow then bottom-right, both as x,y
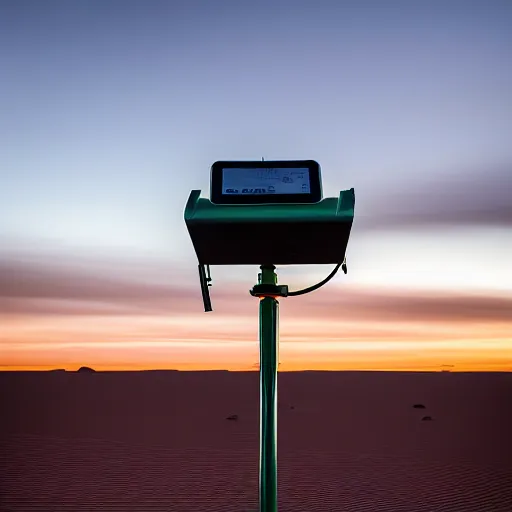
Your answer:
1,0 -> 511,371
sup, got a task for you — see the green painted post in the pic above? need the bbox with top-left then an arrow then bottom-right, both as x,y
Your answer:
258,265 -> 279,512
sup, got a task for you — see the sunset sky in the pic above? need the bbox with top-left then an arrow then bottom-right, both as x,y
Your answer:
1,0 -> 511,371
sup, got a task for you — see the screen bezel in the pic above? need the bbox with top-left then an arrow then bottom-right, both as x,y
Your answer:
210,160 -> 322,205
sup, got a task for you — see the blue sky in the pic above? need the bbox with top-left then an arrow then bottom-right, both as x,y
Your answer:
1,0 -> 511,369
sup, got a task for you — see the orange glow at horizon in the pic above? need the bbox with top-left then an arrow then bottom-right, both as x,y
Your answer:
2,310 -> 511,372
1,252 -> 511,373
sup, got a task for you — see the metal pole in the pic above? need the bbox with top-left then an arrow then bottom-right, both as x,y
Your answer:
258,265 -> 279,512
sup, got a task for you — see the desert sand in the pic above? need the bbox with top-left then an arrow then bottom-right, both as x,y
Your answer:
1,370 -> 511,511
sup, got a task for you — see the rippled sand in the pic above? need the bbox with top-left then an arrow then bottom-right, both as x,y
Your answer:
1,370 -> 511,511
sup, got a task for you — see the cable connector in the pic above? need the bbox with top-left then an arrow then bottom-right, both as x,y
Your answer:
198,264 -> 213,312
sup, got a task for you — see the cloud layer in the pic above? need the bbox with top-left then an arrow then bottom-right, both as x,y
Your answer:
2,256 -> 511,324
357,165 -> 512,230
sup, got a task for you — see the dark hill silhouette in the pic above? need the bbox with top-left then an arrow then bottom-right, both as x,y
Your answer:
76,366 -> 96,373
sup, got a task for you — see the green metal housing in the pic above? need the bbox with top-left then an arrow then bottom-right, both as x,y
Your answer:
184,189 -> 355,265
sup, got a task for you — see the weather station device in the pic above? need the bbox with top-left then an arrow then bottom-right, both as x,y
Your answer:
184,160 -> 355,512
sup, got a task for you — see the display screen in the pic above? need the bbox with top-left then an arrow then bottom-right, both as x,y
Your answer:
222,167 -> 311,196
210,160 -> 322,205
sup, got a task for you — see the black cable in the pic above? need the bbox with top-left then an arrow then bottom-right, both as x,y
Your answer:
287,258 -> 347,297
